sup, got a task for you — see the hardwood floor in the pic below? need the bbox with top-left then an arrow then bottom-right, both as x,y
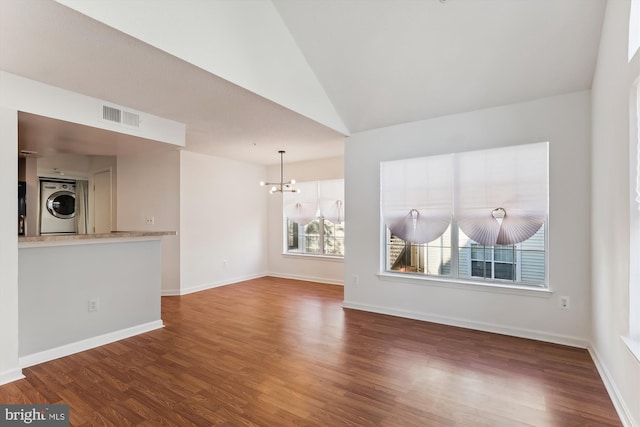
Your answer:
0,277 -> 621,426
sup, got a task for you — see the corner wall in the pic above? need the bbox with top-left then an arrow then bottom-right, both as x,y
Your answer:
178,151 -> 268,295
591,1 -> 640,425
266,156 -> 344,285
344,91 -> 592,346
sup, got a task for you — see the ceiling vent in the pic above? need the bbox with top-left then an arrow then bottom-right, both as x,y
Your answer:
101,105 -> 141,128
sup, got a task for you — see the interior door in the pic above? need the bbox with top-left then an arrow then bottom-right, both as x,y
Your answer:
93,170 -> 112,234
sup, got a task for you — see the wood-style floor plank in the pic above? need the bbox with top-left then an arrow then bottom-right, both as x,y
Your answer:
0,277 -> 621,426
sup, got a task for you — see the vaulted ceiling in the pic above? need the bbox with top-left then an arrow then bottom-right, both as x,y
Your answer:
0,0 -> 606,164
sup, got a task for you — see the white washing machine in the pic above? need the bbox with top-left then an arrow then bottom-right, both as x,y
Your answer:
40,180 -> 77,234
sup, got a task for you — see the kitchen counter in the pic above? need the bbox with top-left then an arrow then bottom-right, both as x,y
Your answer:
18,230 -> 168,367
18,230 -> 176,247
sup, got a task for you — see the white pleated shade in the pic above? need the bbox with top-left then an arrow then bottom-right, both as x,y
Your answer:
386,209 -> 452,244
381,154 -> 453,244
283,181 -> 318,225
455,142 -> 548,245
319,179 -> 345,223
458,210 -> 544,246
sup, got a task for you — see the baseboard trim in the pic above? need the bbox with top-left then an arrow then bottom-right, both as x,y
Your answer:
0,368 -> 25,386
176,273 -> 267,296
19,320 -> 164,368
342,301 -> 589,348
588,345 -> 636,427
268,272 -> 344,286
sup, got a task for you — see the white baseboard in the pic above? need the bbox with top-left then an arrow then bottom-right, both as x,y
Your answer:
175,273 -> 267,296
588,345 -> 637,427
268,272 -> 344,286
19,320 -> 164,368
0,368 -> 25,386
342,301 -> 589,348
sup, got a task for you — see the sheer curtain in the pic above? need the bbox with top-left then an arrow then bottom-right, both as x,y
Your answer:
75,180 -> 89,234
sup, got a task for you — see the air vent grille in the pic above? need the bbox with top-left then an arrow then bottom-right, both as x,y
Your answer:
122,111 -> 140,127
102,105 -> 141,128
102,105 -> 121,123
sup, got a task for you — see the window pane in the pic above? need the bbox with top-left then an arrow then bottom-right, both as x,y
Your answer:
494,262 -> 514,280
324,220 -> 345,256
303,220 -> 321,254
387,226 -> 451,276
470,244 -> 486,260
287,219 -> 299,251
494,246 -> 513,263
471,261 -> 491,278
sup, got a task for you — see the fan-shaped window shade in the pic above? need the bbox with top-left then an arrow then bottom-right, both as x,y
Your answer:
319,179 -> 345,223
455,142 -> 548,246
283,181 -> 318,225
381,154 -> 453,244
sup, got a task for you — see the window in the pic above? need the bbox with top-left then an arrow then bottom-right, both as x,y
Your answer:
382,142 -> 548,288
284,179 -> 345,257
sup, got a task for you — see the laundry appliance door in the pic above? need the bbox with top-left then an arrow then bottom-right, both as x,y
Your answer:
46,191 -> 76,219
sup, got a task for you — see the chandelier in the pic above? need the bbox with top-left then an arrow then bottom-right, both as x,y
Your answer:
260,150 -> 299,194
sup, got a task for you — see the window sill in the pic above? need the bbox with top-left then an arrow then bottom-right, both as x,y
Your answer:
377,271 -> 552,298
622,336 -> 640,364
282,253 -> 344,263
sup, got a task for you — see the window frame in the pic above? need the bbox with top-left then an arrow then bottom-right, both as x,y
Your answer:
379,143 -> 549,291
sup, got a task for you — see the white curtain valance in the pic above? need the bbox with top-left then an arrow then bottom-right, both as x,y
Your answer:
455,142 -> 548,246
319,179 -> 345,224
381,154 -> 453,244
283,181 -> 318,225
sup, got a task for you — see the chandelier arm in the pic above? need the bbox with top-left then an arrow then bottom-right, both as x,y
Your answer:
260,150 -> 297,193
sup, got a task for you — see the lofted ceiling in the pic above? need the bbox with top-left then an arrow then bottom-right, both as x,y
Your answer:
0,0 -> 606,165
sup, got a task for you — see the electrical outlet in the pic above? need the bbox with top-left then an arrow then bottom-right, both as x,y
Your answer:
559,296 -> 570,309
145,216 -> 155,225
88,297 -> 100,313
353,274 -> 359,286
223,259 -> 228,268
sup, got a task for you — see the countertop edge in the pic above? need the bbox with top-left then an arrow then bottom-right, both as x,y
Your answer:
19,231 -> 177,248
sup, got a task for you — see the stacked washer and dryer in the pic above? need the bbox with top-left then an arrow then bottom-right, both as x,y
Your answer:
40,179 -> 77,234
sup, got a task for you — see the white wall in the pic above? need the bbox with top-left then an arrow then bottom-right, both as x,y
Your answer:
344,91 -> 592,347
0,107 -> 22,385
179,151 -> 268,295
267,156 -> 345,284
591,1 -> 640,425
56,0 -> 348,135
19,240 -> 162,360
117,150 -> 181,294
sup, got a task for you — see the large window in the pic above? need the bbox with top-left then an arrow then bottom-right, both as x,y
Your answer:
284,179 -> 345,257
381,142 -> 548,287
